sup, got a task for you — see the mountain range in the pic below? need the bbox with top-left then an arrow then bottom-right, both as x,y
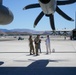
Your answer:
0,29 -> 72,36
0,29 -> 51,35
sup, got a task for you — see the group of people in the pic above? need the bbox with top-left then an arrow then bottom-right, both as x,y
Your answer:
28,35 -> 51,56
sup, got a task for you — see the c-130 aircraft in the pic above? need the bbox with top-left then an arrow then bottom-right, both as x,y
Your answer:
23,0 -> 76,30
0,0 -> 13,25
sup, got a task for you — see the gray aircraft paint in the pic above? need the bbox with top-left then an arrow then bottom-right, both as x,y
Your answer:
0,0 -> 14,25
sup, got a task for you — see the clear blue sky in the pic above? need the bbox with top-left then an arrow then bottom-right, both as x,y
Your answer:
0,0 -> 76,31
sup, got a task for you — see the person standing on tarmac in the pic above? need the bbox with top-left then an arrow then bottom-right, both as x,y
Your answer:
34,35 -> 41,56
45,35 -> 51,54
28,35 -> 35,55
38,36 -> 41,53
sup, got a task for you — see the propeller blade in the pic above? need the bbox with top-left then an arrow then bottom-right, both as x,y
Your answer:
23,3 -> 40,10
56,6 -> 74,21
49,14 -> 55,30
57,0 -> 76,5
34,11 -> 44,28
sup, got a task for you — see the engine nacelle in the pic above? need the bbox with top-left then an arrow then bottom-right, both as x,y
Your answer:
0,5 -> 14,25
38,0 -> 57,15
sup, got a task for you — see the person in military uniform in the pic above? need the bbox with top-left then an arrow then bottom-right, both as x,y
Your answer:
34,35 -> 41,56
28,35 -> 35,55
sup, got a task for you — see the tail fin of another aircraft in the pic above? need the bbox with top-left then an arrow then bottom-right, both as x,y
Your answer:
0,0 -> 2,5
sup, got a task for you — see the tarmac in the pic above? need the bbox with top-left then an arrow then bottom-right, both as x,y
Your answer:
0,36 -> 76,75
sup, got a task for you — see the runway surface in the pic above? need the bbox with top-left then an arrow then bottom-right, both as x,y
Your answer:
0,36 -> 76,75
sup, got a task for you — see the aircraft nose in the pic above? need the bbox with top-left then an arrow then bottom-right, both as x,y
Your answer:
39,0 -> 50,4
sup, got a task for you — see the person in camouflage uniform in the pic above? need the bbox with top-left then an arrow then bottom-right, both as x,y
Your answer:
34,35 -> 41,56
28,35 -> 35,55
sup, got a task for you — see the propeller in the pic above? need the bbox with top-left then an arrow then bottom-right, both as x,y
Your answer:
49,14 -> 55,30
23,0 -> 76,30
57,0 -> 76,5
34,11 -> 44,28
23,3 -> 40,10
56,6 -> 74,21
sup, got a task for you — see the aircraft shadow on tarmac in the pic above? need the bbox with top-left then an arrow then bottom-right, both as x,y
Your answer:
0,61 -> 4,65
0,60 -> 76,75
